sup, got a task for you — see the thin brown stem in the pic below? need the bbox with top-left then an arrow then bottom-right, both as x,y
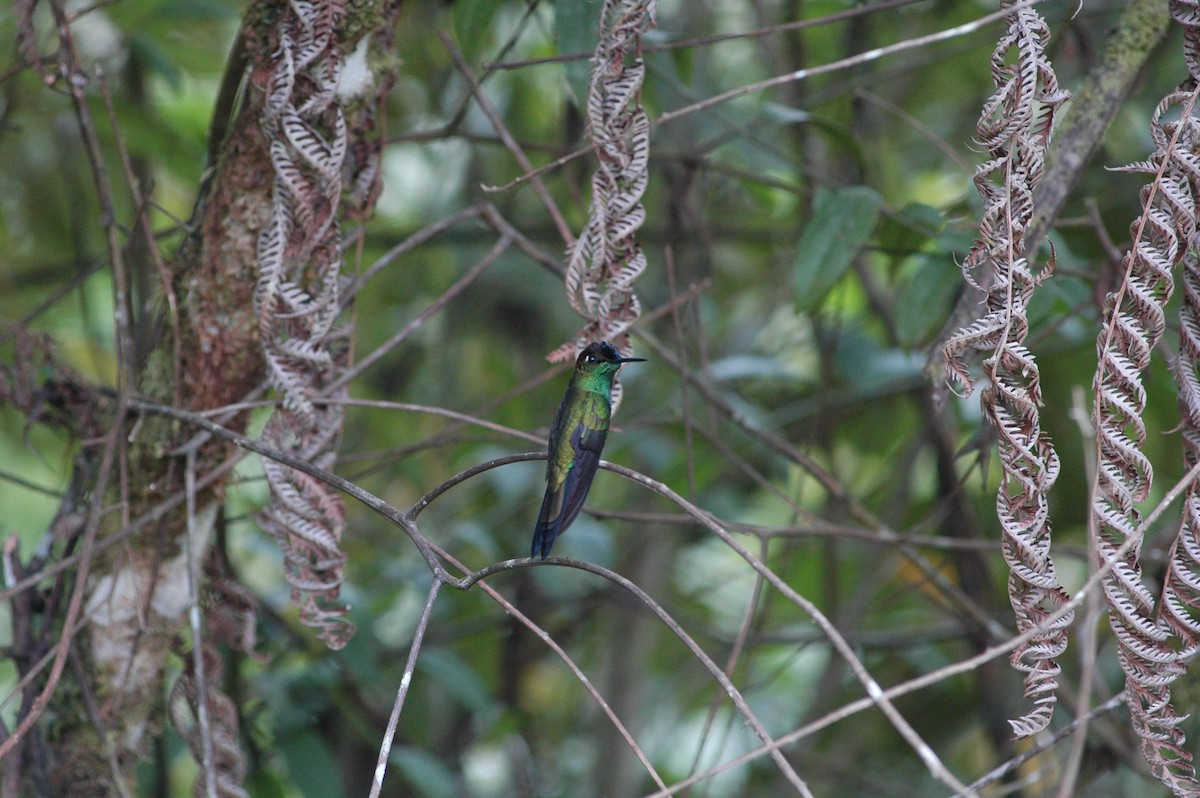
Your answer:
441,34 -> 574,245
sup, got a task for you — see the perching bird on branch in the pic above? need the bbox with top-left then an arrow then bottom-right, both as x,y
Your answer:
531,341 -> 645,559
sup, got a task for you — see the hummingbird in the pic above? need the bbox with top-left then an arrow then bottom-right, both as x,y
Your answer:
531,341 -> 645,559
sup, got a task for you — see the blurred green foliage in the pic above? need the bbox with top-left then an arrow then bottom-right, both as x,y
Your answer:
1,0 -> 1193,796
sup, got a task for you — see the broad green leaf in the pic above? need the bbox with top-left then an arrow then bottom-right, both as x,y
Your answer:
877,202 -> 946,260
895,255 -> 961,347
419,648 -> 494,714
794,186 -> 883,310
243,771 -> 289,798
453,0 -> 500,60
281,730 -> 344,798
556,0 -> 602,106
392,746 -> 458,798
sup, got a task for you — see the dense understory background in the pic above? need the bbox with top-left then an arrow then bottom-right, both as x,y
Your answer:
2,0 -> 1199,796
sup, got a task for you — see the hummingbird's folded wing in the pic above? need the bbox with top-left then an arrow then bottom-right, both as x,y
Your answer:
531,418 -> 608,558
557,422 -> 606,535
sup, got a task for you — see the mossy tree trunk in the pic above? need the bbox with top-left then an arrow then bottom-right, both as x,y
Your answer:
11,2 -> 401,794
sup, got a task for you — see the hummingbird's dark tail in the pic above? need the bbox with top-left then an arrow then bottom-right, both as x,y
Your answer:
531,462 -> 593,558
530,526 -> 555,559
531,488 -> 562,559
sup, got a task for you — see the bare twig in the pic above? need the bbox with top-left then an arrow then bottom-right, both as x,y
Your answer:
455,555 -> 814,796
184,450 -> 218,798
962,694 -> 1127,797
655,0 -> 1046,126
431,543 -> 670,793
483,0 -> 925,70
369,578 -> 441,798
125,398 -> 447,581
643,454 -> 1200,796
687,535 -> 768,789
441,34 -> 574,245
330,235 -> 512,393
95,68 -> 183,407
639,329 -> 1009,641
1056,390 -> 1102,798
602,464 -> 977,796
0,1 -> 132,764
120,374 -> 1200,795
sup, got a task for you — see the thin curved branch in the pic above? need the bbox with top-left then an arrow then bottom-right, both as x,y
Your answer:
430,543 -> 670,793
655,0 -> 1045,126
601,463 -> 977,796
125,398 -> 449,583
441,35 -> 573,246
120,388 -> 1200,795
369,578 -> 442,798
454,554 -> 813,796
0,2 -> 128,761
643,453 -> 1200,796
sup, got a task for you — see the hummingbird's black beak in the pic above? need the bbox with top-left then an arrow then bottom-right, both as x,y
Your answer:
617,356 -> 647,364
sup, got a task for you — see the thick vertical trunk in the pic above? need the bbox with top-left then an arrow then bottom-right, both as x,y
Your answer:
8,0 -> 401,791
41,22 -> 275,798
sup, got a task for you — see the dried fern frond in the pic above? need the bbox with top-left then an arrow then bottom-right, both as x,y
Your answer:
1096,88 -> 1197,788
254,0 -> 354,650
941,1 -> 1071,738
1108,4 -> 1200,791
169,642 -> 248,798
551,0 -> 656,371
1157,243 -> 1200,795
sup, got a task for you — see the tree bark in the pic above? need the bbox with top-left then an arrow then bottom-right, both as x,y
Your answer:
19,1 -> 402,793
40,19 -> 273,798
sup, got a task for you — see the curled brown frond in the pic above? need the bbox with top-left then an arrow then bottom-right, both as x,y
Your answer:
1097,92 -> 1195,785
169,642 -> 248,798
941,2 -> 1071,738
1158,244 -> 1200,793
552,0 -> 656,367
1117,4 -> 1200,791
254,0 -> 354,649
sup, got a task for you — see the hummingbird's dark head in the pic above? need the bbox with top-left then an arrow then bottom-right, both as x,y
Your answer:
576,341 -> 646,374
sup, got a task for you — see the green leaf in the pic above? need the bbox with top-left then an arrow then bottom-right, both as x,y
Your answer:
453,0 -> 500,60
392,746 -> 458,798
876,202 -> 946,260
281,730 -> 344,798
895,255 -> 961,347
419,649 -> 494,714
556,0 -> 602,106
794,186 -> 883,310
